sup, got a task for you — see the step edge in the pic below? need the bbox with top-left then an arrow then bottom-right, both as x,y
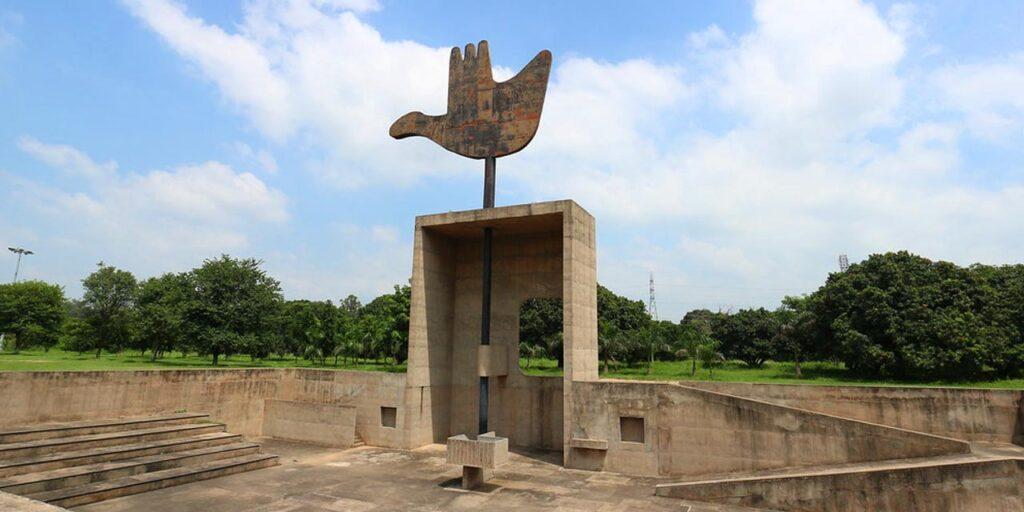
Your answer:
0,433 -> 243,469
0,443 -> 261,487
29,454 -> 279,502
0,423 -> 226,452
0,413 -> 209,436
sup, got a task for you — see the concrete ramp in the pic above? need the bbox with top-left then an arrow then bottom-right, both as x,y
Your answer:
655,456 -> 1024,512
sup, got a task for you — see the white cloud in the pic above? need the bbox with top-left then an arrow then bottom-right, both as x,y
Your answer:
0,11 -> 21,49
120,0 -> 1024,316
232,141 -> 279,173
11,138 -> 288,279
270,222 -> 409,301
17,137 -> 118,179
933,53 -> 1024,142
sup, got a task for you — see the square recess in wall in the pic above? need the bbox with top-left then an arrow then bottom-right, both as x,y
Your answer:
620,416 -> 644,443
381,406 -> 397,428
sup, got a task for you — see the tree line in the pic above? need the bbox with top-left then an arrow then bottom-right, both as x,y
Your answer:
518,251 -> 1024,381
0,255 -> 409,366
2,251 -> 1023,380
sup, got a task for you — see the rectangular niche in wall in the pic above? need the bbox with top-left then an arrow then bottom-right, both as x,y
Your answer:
381,406 -> 397,428
620,416 -> 644,443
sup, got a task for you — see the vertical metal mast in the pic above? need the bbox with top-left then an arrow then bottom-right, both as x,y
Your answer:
648,272 -> 658,321
479,156 -> 496,434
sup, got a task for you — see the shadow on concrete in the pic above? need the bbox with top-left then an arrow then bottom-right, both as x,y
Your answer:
436,476 -> 501,493
509,447 -> 562,466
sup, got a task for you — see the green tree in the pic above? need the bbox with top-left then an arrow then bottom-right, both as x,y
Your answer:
810,251 -> 1013,379
81,264 -> 137,358
136,273 -> 188,361
697,339 -> 725,377
676,319 -> 716,377
0,280 -> 66,353
773,295 -> 823,379
182,255 -> 283,365
714,308 -> 780,368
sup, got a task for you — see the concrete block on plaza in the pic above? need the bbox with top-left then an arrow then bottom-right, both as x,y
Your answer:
446,431 -> 509,469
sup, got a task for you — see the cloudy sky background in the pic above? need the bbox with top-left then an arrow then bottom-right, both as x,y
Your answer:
1,0 -> 1023,319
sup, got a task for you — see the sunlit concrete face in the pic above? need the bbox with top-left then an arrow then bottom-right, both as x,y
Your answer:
403,200 -> 598,455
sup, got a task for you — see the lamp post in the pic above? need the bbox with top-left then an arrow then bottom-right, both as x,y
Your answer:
8,247 -> 34,283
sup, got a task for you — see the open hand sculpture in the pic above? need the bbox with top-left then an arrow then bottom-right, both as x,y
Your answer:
390,41 -> 552,159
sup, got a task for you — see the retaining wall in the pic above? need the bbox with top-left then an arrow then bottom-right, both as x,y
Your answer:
686,381 -> 1024,444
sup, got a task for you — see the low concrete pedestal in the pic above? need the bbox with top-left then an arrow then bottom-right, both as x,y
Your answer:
446,432 -> 508,489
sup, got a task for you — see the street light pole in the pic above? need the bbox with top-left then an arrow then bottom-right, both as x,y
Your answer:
8,247 -> 34,283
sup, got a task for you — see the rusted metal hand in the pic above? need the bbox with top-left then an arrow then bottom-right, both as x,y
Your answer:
390,40 -> 552,159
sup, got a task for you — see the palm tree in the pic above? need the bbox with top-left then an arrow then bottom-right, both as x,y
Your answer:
697,340 -> 726,378
675,323 -> 714,377
521,343 -> 542,369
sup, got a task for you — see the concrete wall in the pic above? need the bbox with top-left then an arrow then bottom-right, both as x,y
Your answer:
567,380 -> 970,477
261,399 -> 356,447
0,369 -> 408,447
686,381 -> 1024,444
405,200 -> 592,452
656,458 -> 1024,512
0,369 -> 283,436
278,369 -> 408,448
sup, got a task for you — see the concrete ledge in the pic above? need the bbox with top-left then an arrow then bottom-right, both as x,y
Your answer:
0,491 -> 69,511
655,458 -> 1024,512
569,437 -> 608,450
261,400 -> 355,447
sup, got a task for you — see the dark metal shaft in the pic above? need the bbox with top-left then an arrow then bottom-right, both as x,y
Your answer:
483,156 -> 495,208
479,156 -> 496,434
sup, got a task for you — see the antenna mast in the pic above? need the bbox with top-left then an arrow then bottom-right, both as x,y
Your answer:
648,272 -> 658,321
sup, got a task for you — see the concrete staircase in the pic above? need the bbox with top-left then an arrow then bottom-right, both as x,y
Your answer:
0,413 -> 277,508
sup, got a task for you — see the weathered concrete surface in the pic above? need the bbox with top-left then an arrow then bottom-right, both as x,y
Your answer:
0,369 -> 407,447
656,457 -> 1024,511
406,200 -> 593,455
261,400 -> 355,447
0,369 -> 283,437
686,381 -> 1024,444
568,381 -> 970,477
447,432 -> 509,469
76,440 -> 769,512
0,490 -> 69,511
275,369 -> 407,448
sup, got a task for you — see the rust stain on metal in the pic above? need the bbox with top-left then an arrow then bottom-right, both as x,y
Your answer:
389,40 -> 552,159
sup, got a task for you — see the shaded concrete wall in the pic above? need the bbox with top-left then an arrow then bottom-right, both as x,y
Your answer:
0,369 -> 407,445
686,381 -> 1024,444
656,458 -> 1024,511
261,399 -> 356,447
567,380 -> 969,477
0,369 -> 282,436
404,201 -> 592,452
275,369 -> 408,447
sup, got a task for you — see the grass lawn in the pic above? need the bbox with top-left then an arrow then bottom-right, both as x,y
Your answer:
0,348 -> 405,373
520,357 -> 1024,389
2,350 -> 1022,389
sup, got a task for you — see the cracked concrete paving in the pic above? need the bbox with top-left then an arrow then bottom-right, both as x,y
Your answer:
76,439 -> 766,512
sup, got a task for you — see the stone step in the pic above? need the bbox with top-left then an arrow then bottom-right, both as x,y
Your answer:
0,414 -> 209,444
0,442 -> 261,495
29,453 -> 280,508
0,423 -> 225,459
0,432 -> 242,478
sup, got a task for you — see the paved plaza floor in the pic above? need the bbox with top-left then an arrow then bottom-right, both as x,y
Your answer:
77,440 -> 762,512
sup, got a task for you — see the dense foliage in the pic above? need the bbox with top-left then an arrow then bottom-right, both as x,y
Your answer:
1,251 -> 1022,380
0,281 -> 66,352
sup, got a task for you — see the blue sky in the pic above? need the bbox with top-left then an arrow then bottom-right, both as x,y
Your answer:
1,0 -> 1023,320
